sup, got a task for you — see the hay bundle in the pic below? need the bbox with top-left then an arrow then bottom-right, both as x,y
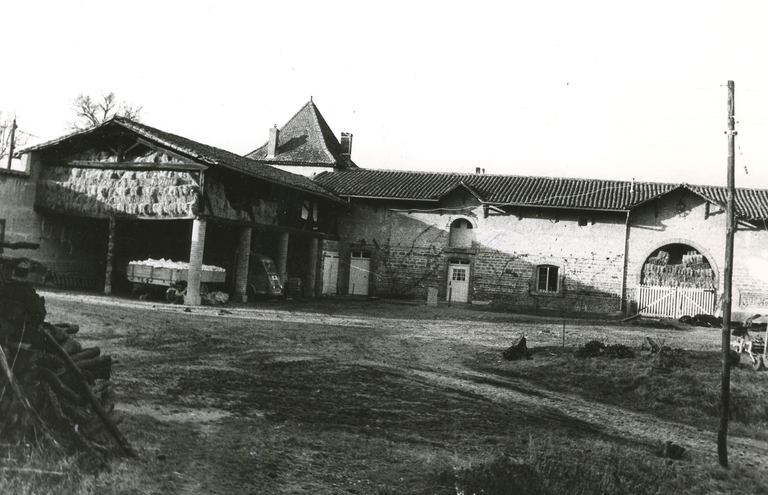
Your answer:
642,253 -> 715,288
37,167 -> 199,219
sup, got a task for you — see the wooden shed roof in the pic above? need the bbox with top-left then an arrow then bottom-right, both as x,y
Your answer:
21,117 -> 342,202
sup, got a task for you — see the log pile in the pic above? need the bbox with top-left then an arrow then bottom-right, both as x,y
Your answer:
0,254 -> 134,458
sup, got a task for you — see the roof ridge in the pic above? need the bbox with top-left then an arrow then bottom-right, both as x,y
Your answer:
328,168 -> 754,190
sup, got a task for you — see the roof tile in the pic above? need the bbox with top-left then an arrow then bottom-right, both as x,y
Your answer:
314,169 -> 768,219
246,100 -> 357,169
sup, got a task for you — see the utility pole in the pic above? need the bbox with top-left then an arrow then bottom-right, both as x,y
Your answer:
5,118 -> 16,170
718,80 -> 736,468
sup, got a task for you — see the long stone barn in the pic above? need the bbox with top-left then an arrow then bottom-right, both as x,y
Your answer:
3,116 -> 343,304
313,168 -> 768,319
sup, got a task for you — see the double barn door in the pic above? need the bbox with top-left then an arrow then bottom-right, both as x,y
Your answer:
638,286 -> 715,319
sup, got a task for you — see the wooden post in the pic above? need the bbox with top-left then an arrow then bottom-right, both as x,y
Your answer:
306,237 -> 319,298
103,216 -> 115,295
562,320 -> 566,347
6,118 -> 16,170
232,226 -> 252,302
718,80 -> 736,468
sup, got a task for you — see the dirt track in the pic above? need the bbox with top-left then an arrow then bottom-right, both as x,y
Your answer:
40,290 -> 768,492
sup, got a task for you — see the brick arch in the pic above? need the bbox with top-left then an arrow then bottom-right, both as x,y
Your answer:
636,238 -> 719,287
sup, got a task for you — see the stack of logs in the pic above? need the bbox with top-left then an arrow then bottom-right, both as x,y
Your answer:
0,253 -> 135,458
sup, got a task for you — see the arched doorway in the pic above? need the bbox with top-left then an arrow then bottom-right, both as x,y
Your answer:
638,243 -> 717,318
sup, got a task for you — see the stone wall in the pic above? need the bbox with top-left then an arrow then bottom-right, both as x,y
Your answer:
335,196 -> 627,313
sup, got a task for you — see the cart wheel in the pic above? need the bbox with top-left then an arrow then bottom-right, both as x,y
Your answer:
752,355 -> 764,371
166,289 -> 182,304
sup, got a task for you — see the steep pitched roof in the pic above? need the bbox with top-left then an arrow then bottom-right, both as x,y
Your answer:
314,169 -> 768,219
20,117 -> 341,202
245,100 -> 357,169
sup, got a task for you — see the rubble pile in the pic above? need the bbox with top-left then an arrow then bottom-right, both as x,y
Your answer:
0,254 -> 134,458
574,340 -> 635,359
502,335 -> 532,361
645,337 -> 690,373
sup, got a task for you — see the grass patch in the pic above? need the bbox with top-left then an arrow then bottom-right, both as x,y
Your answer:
427,432 -> 768,495
471,345 -> 768,439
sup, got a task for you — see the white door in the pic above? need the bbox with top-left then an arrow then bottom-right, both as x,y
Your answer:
447,261 -> 470,302
349,251 -> 371,295
322,251 -> 339,295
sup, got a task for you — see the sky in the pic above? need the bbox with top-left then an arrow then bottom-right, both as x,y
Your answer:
2,1 -> 768,188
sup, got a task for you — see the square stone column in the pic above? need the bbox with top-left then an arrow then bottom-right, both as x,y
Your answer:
185,218 -> 207,306
277,232 -> 289,283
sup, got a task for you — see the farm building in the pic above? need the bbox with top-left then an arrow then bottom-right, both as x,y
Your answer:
313,168 -> 768,319
7,97 -> 768,321
3,115 -> 343,304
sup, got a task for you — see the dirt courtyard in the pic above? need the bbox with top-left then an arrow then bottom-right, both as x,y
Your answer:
36,291 -> 768,494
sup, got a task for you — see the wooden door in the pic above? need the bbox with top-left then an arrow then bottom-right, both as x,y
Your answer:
447,261 -> 470,303
322,251 -> 339,295
349,251 -> 370,295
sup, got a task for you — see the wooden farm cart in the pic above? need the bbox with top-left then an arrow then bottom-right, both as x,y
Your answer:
126,259 -> 226,303
733,321 -> 768,371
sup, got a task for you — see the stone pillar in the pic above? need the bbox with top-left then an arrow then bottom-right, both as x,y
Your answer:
306,237 -> 319,298
277,232 -> 289,283
185,218 -> 207,306
103,215 -> 116,295
232,226 -> 252,302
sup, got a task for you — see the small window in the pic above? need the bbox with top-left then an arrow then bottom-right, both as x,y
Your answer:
537,265 -> 559,293
449,218 -> 474,248
351,251 -> 371,259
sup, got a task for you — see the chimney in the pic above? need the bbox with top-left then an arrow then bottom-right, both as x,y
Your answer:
267,125 -> 279,159
475,167 -> 485,174
340,132 -> 353,158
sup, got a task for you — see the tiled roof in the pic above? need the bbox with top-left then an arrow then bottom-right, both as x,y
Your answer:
245,100 -> 357,169
314,169 -> 768,219
689,185 -> 768,221
20,117 -> 341,202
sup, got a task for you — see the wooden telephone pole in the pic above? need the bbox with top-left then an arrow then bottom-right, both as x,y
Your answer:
5,118 -> 16,170
718,80 -> 736,468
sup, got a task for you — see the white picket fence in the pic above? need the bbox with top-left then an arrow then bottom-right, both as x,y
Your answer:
638,286 -> 716,318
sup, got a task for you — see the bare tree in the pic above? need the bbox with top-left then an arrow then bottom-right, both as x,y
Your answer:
69,92 -> 143,130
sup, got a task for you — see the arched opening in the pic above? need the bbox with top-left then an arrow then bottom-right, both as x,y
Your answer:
638,243 -> 717,318
449,218 -> 474,248
641,243 -> 715,289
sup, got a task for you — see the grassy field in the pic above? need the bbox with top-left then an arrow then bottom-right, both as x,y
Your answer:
3,293 -> 768,494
